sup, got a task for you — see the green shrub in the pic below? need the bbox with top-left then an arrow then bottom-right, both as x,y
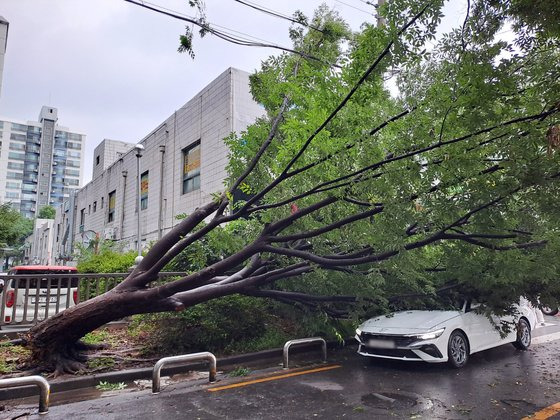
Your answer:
77,248 -> 136,274
131,295 -> 273,355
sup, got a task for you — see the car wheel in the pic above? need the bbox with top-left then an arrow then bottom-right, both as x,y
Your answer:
541,306 -> 559,316
513,318 -> 531,350
447,330 -> 469,368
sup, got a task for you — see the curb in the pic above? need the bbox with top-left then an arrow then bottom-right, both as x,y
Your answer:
0,339 -> 349,401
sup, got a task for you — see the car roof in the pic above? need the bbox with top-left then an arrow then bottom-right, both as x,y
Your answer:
9,265 -> 77,272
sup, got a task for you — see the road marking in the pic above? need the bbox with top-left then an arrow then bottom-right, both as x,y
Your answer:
207,364 -> 342,392
532,332 -> 560,345
522,402 -> 560,420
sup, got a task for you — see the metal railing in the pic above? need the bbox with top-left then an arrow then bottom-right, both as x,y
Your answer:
283,337 -> 327,369
0,375 -> 50,415
152,351 -> 217,394
0,272 -> 186,328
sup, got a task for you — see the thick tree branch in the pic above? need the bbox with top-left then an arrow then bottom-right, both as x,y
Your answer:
117,201 -> 220,289
270,205 -> 384,243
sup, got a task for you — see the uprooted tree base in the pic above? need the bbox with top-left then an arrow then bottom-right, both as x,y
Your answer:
21,292 -> 157,376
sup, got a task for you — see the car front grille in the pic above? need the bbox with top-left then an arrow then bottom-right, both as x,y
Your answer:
359,332 -> 419,347
359,346 -> 421,359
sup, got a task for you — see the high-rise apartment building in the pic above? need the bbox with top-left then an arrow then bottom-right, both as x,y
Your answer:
0,106 -> 85,218
0,16 -> 8,97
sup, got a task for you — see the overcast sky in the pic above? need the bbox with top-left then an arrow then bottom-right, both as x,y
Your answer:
0,0 -> 466,184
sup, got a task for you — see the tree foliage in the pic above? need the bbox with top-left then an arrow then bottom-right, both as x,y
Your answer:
75,240 -> 136,274
37,205 -> 56,220
25,0 -> 560,374
0,203 -> 33,249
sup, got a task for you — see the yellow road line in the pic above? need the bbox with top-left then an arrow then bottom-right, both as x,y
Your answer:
207,364 -> 342,392
522,402 -> 560,420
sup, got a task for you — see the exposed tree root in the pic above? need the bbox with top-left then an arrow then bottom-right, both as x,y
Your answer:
27,342 -> 91,378
75,340 -> 110,351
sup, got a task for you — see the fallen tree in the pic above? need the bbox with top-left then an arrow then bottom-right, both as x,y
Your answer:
25,0 -> 560,375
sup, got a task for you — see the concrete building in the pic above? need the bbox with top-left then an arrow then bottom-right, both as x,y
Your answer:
52,68 -> 264,263
0,106 -> 86,218
25,218 -> 55,265
0,16 -> 8,97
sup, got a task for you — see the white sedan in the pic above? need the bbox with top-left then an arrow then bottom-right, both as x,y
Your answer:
355,300 -> 536,368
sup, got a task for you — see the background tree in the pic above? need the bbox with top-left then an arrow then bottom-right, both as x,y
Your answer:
22,0 -> 560,375
37,205 -> 56,220
0,203 -> 34,268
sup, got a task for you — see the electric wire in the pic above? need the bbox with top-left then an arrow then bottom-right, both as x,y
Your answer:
232,0 -> 325,33
334,0 -> 373,15
123,0 -> 337,65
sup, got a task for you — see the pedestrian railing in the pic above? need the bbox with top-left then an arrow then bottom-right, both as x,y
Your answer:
152,351 -> 217,394
0,272 -> 186,328
283,337 -> 327,369
0,375 -> 50,415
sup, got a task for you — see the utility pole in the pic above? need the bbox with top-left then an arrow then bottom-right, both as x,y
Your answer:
376,0 -> 386,28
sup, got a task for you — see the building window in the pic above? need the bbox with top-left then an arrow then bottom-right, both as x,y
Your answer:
5,182 -> 20,189
7,162 -> 24,170
65,169 -> 80,176
140,171 -> 148,210
93,201 -> 97,213
80,208 -> 85,232
9,142 -> 25,151
101,197 -> 104,208
88,204 -> 91,214
10,123 -> 27,132
8,152 -> 25,160
182,141 -> 201,194
96,155 -> 100,165
108,190 -> 116,223
7,171 -> 23,180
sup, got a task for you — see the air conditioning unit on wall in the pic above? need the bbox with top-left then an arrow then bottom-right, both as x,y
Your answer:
103,227 -> 118,240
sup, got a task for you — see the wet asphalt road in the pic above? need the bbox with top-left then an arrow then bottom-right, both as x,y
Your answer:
3,320 -> 560,419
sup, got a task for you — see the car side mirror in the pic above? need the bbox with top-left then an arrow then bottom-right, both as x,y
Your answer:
466,302 -> 482,312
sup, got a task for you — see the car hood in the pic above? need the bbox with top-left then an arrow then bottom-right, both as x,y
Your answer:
359,310 -> 462,334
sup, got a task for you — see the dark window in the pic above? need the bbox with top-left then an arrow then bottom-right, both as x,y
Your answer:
96,155 -> 100,165
80,208 -> 85,231
108,190 -> 116,222
93,201 -> 97,213
140,171 -> 148,210
182,141 -> 201,194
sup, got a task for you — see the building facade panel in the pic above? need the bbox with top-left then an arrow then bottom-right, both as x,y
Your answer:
54,68 -> 265,262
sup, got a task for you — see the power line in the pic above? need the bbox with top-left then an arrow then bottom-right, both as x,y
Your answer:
123,0 -> 335,65
232,0 -> 325,34
334,0 -> 374,15
353,0 -> 378,7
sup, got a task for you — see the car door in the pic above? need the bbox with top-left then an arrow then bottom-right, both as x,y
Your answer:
461,301 -> 503,352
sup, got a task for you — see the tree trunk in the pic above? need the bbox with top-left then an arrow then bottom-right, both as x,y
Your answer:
24,289 -> 154,376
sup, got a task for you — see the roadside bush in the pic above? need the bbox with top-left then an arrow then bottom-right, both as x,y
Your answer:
77,247 -> 136,274
131,295 -> 274,355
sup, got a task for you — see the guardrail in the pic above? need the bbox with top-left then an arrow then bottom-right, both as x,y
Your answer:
283,337 -> 327,369
0,375 -> 50,414
152,351 -> 217,394
0,272 -> 186,328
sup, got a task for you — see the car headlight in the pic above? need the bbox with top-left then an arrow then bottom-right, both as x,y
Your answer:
356,328 -> 362,336
407,328 -> 445,340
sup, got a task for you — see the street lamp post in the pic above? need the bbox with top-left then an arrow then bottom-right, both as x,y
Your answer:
134,144 -> 144,266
